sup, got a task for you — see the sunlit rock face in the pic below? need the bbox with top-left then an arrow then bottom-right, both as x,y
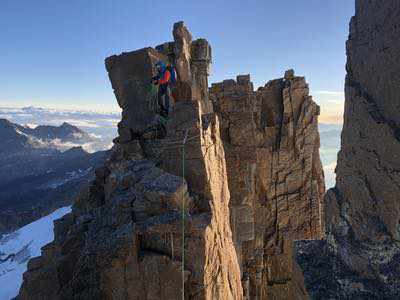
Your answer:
18,22 -> 242,300
297,0 -> 400,298
211,71 -> 324,299
18,22 -> 324,300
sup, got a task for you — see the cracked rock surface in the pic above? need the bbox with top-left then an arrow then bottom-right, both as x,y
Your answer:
297,1 -> 400,298
211,72 -> 324,299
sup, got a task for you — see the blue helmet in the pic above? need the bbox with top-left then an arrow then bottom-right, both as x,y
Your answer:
155,61 -> 166,73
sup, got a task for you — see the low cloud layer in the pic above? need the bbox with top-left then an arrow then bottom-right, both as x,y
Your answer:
0,106 -> 119,152
0,105 -> 342,187
313,90 -> 345,124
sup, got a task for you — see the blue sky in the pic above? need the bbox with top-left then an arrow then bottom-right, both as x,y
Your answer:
0,0 -> 354,120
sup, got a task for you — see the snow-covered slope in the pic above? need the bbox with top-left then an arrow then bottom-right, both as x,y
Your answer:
0,207 -> 71,300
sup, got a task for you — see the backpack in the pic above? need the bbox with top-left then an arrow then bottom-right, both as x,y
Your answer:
167,64 -> 177,84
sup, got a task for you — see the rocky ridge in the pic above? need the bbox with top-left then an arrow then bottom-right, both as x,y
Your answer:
18,22 -> 324,299
211,70 -> 325,298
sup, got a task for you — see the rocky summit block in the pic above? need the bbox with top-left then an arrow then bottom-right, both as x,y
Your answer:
106,47 -> 167,140
18,21 -> 325,300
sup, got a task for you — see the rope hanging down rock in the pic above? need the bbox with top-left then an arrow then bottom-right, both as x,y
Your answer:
181,128 -> 189,300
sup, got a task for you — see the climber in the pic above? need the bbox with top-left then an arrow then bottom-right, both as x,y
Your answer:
152,61 -> 173,117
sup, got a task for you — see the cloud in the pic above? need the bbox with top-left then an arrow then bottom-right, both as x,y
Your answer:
16,113 -> 33,117
25,123 -> 39,129
0,100 -> 121,114
64,119 -> 101,128
323,162 -> 337,172
311,90 -> 345,124
0,105 -> 118,152
47,119 -> 101,128
313,91 -> 344,96
89,133 -> 102,139
0,107 -> 25,113
0,114 -> 15,120
0,106 -> 121,129
35,138 -> 104,153
99,118 -> 120,126
323,161 -> 337,188
319,114 -> 343,124
50,139 -> 93,152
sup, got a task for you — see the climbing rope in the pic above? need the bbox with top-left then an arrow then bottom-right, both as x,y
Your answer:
157,134 -> 200,151
145,70 -> 191,298
144,85 -> 200,298
181,128 -> 189,300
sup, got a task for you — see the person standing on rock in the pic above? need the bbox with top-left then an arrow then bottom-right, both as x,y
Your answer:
152,61 -> 173,118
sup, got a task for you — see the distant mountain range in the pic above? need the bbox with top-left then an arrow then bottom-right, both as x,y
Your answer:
16,121 -> 92,143
0,119 -> 95,154
0,106 -> 120,153
0,119 -> 110,235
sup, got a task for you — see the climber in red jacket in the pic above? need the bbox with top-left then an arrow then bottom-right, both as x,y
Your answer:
152,61 -> 171,117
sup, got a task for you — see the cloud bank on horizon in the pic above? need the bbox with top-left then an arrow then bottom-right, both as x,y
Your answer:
1,91 -> 344,124
0,106 -> 119,153
0,105 -> 341,188
313,90 -> 344,124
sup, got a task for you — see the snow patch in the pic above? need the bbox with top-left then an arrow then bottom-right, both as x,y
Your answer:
0,206 -> 71,300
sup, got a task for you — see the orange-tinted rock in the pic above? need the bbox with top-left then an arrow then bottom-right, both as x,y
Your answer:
18,21 -> 242,300
211,72 -> 324,299
18,22 -> 325,300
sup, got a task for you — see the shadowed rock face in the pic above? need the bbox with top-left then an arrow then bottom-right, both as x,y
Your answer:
297,1 -> 400,298
334,0 -> 400,244
18,22 -> 324,299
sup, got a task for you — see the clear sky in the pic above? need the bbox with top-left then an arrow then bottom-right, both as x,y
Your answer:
0,0 -> 354,122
